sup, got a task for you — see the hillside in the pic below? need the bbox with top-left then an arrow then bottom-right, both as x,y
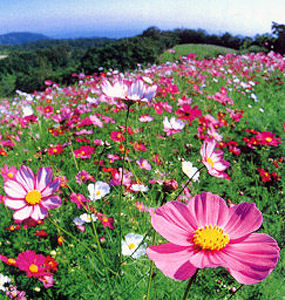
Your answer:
0,32 -> 50,45
159,43 -> 238,62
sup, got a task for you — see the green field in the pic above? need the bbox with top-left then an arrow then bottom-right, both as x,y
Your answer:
159,43 -> 238,62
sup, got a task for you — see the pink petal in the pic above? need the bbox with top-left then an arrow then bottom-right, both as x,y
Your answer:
4,198 -> 26,210
35,167 -> 53,191
15,165 -> 35,191
214,233 -> 279,284
13,206 -> 33,221
224,203 -> 263,239
31,205 -> 48,221
41,195 -> 62,209
188,249 -> 225,269
187,192 -> 229,227
146,243 -> 197,280
227,267 -> 276,285
41,179 -> 61,198
4,180 -> 27,199
151,201 -> 197,246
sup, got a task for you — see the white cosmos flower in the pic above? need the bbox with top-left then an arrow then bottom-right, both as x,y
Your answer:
88,181 -> 110,201
182,161 -> 200,182
0,273 -> 11,291
79,213 -> 97,223
130,184 -> 149,192
122,233 -> 147,259
22,104 -> 34,117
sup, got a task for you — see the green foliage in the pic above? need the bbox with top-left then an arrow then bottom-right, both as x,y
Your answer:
159,43 -> 237,62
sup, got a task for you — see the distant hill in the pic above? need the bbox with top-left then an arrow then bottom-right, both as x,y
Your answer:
0,32 -> 50,45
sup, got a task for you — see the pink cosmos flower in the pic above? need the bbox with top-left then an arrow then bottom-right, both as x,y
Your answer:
163,116 -> 185,136
200,139 -> 230,179
146,192 -> 280,284
16,250 -> 53,279
1,164 -> 17,182
4,165 -> 62,221
136,158 -> 152,171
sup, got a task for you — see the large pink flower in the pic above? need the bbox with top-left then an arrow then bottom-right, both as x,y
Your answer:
4,165 -> 62,221
146,192 -> 279,284
200,139 -> 230,179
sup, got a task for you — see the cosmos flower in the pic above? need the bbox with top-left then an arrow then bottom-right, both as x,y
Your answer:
101,79 -> 156,103
163,116 -> 185,136
182,161 -> 200,182
122,233 -> 147,259
4,166 -> 62,221
88,181 -> 110,201
146,192 -> 280,284
200,139 -> 230,179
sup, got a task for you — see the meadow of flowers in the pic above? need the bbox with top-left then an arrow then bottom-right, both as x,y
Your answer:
0,51 -> 283,300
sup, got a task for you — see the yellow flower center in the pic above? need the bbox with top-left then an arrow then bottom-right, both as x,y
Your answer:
8,258 -> 16,264
29,263 -> 39,273
266,137 -> 272,142
96,191 -> 101,196
128,243 -> 136,250
206,157 -> 214,168
193,225 -> 230,251
7,172 -> 13,178
25,190 -> 41,205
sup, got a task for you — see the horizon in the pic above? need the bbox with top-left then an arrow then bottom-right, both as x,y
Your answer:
0,0 -> 284,39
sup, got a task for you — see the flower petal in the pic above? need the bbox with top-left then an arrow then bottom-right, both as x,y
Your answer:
151,201 -> 197,246
187,192 -> 229,227
35,167 -> 53,191
146,243 -> 197,280
41,179 -> 61,198
13,206 -> 33,221
31,205 -> 48,221
4,198 -> 26,210
4,180 -> 27,199
224,202 -> 263,239
41,196 -> 62,209
15,165 -> 35,191
213,233 -> 279,284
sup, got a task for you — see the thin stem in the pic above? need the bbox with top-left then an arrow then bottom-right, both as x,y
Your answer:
118,104 -> 131,270
146,232 -> 156,300
182,269 -> 199,300
47,217 -> 116,275
175,165 -> 205,201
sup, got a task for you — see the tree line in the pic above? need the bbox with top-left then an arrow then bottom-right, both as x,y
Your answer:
0,23 -> 284,97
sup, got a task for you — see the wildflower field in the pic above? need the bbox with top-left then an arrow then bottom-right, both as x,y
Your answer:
0,51 -> 284,300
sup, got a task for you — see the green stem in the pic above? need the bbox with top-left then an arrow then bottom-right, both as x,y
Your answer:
118,104 -> 131,270
146,232 -> 156,300
47,217 -> 116,275
175,165 -> 205,201
182,269 -> 199,300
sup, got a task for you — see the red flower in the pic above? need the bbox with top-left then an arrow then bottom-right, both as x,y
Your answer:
256,131 -> 281,147
175,104 -> 201,125
110,131 -> 125,142
258,168 -> 271,183
34,230 -> 49,239
73,146 -> 95,159
48,144 -> 64,156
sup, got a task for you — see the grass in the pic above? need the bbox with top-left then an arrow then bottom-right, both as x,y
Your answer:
158,43 -> 238,62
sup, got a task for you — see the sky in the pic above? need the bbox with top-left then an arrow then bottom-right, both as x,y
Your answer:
0,0 -> 284,39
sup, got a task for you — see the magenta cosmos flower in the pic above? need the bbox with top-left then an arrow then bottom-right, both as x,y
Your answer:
4,165 -> 62,221
146,192 -> 279,284
200,139 -> 230,179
